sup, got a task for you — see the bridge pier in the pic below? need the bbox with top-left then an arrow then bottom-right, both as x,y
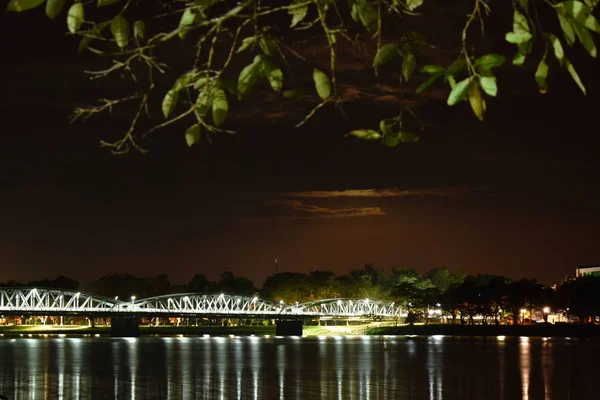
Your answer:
276,319 -> 303,336
110,316 -> 140,337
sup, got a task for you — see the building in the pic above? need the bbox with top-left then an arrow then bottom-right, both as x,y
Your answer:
575,265 -> 600,278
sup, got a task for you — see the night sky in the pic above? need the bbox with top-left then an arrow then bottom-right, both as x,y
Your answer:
0,3 -> 598,287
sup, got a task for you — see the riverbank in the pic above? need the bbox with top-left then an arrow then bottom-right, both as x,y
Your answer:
366,323 -> 600,338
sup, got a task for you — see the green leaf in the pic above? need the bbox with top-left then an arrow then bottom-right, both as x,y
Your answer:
97,0 -> 120,6
313,69 -> 331,100
421,65 -> 445,75
350,3 -> 359,22
289,1 -> 308,27
505,32 -> 533,44
518,0 -> 529,9
133,20 -> 145,40
572,21 -> 597,56
262,59 -> 283,91
237,61 -> 261,100
195,89 -> 212,116
67,3 -> 84,34
513,51 -> 526,66
479,73 -> 498,97
406,0 -> 424,11
379,119 -> 394,135
179,8 -> 201,39
399,131 -> 420,143
565,58 -> 586,94
162,89 -> 179,119
584,0 -> 599,9
383,134 -> 400,147
447,76 -> 473,106
193,76 -> 209,90
6,0 -> 44,12
173,72 -> 196,91
535,57 -> 549,94
547,33 -> 565,64
373,44 -> 399,68
558,14 -> 576,45
211,89 -> 228,127
283,88 -> 304,101
46,0 -> 65,20
513,9 -> 530,34
237,36 -> 257,53
185,124 -> 202,147
585,14 -> 600,33
219,78 -> 238,96
259,37 -> 276,56
416,72 -> 444,94
475,54 -> 506,70
357,0 -> 378,33
402,53 -> 417,82
110,15 -> 129,49
348,129 -> 381,140
468,81 -> 485,121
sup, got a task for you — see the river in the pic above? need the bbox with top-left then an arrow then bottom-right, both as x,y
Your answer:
0,335 -> 596,399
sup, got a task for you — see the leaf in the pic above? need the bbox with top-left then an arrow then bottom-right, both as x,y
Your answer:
406,0 -> 424,11
110,15 -> 129,49
195,89 -> 212,116
584,0 -> 599,8
289,0 -> 308,27
6,0 -> 44,12
283,88 -> 304,101
585,14 -> 600,33
219,78 -> 238,96
447,76 -> 473,106
259,37 -> 277,56
313,69 -> 331,100
46,0 -> 65,20
416,72 -> 444,94
133,20 -> 145,40
193,76 -> 209,90
475,54 -> 506,70
513,51 -> 526,66
237,61 -> 261,100
535,57 -> 549,94
402,53 -> 417,82
565,58 -> 586,94
547,33 -> 565,64
97,0 -> 121,6
399,131 -> 420,143
357,0 -> 378,33
513,9 -> 530,34
179,8 -> 200,39
350,3 -> 359,22
383,134 -> 400,147
468,81 -> 485,121
558,14 -> 576,45
518,0 -> 529,9
211,89 -> 228,127
505,32 -> 533,44
262,59 -> 283,91
237,36 -> 257,53
67,3 -> 84,34
162,89 -> 179,119
572,21 -> 597,56
373,44 -> 399,68
479,73 -> 498,97
185,124 -> 202,147
379,119 -> 394,135
421,65 -> 445,74
348,129 -> 381,140
173,72 -> 196,91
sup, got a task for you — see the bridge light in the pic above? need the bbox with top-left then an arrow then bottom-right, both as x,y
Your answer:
365,298 -> 369,303
76,292 -> 81,297
252,297 -> 258,302
338,300 -> 342,305
279,300 -> 284,304
115,296 -> 119,301
436,303 -> 441,307
220,293 -> 224,297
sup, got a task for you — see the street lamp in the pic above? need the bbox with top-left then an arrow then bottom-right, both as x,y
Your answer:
543,306 -> 550,322
131,296 -> 136,309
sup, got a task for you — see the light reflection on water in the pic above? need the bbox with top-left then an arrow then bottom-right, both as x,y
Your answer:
0,335 -> 598,399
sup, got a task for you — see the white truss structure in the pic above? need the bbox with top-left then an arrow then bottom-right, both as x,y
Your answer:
0,288 -> 402,318
0,288 -> 118,314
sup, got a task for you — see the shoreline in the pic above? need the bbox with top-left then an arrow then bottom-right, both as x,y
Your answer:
2,323 -> 600,338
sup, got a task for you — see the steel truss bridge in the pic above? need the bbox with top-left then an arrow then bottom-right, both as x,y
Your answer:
0,288 -> 403,319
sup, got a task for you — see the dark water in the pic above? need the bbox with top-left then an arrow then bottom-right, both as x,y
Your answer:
0,335 -> 597,399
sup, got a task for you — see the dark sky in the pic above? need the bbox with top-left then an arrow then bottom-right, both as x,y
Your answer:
0,3 -> 598,287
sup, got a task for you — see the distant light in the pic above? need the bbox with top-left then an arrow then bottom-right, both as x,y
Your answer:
252,297 -> 258,302
497,335 -> 506,341
543,306 -> 550,314
436,303 -> 441,307
520,309 -> 527,314
365,298 -> 369,302
115,296 -> 119,301
279,300 -> 284,304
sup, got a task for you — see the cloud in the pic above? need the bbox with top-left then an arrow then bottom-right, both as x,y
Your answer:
280,187 -> 470,199
265,199 -> 385,220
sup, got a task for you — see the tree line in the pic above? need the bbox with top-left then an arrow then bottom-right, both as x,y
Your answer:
2,265 -> 599,324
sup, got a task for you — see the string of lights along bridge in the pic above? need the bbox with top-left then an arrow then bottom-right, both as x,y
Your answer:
0,288 -> 405,319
